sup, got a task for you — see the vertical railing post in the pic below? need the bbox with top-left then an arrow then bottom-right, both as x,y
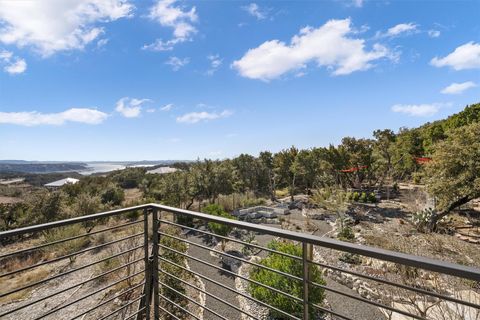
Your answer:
152,208 -> 160,320
137,208 -> 151,320
302,242 -> 313,320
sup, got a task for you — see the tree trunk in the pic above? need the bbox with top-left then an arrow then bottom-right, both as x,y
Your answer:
427,195 -> 472,231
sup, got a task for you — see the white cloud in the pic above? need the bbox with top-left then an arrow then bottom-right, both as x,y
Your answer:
431,42 -> 480,70
242,3 -> 267,20
391,103 -> 447,117
428,30 -> 441,38
375,23 -> 418,38
115,97 -> 150,118
176,110 -> 232,124
144,0 -> 197,51
0,50 -> 26,74
166,56 -> 189,71
146,108 -> 156,113
441,81 -> 476,95
0,108 -> 108,126
386,23 -> 418,37
350,0 -> 364,7
206,54 -> 222,75
161,103 -> 174,111
0,0 -> 133,57
232,19 -> 394,81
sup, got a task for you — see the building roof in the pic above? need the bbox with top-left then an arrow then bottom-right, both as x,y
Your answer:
44,177 -> 80,187
146,167 -> 179,175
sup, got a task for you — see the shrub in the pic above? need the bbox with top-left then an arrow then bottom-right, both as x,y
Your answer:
368,192 -> 377,203
352,192 -> 360,202
359,192 -> 368,203
412,208 -> 450,232
202,204 -> 236,250
337,225 -> 355,242
248,241 -> 325,319
339,252 -> 362,265
43,224 -> 90,262
101,186 -> 125,206
159,226 -> 191,318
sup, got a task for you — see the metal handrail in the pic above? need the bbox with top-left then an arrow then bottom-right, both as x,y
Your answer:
2,203 -> 477,281
1,203 -> 479,320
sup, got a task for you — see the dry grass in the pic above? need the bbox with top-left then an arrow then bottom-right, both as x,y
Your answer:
0,265 -> 51,303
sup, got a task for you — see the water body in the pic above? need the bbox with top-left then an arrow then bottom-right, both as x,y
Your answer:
79,163 -> 155,175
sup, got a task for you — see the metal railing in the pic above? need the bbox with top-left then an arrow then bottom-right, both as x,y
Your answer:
0,203 -> 479,320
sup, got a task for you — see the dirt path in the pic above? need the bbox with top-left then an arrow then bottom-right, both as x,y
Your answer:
187,235 -> 242,320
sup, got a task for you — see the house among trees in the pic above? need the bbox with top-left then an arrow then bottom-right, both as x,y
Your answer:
44,177 -> 79,189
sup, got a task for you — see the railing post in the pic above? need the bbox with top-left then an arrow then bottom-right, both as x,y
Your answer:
137,208 -> 151,320
152,208 -> 160,320
302,242 -> 313,320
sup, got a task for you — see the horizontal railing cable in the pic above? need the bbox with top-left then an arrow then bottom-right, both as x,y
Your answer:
158,293 -> 201,320
151,203 -> 480,282
96,295 -> 145,320
159,231 -> 303,282
0,219 -> 144,260
159,280 -> 229,320
310,303 -> 353,320
68,281 -> 145,320
308,280 -> 429,320
0,204 -> 149,238
123,307 -> 147,320
0,257 -> 144,317
309,259 -> 480,310
159,218 -> 301,261
33,270 -> 145,320
0,232 -> 143,278
0,245 -> 144,299
158,305 -> 182,320
158,256 -> 301,320
159,268 -> 260,320
158,243 -> 303,304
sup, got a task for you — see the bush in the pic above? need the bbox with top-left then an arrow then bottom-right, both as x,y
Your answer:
359,192 -> 368,203
202,204 -> 236,250
43,224 -> 90,262
352,192 -> 360,202
339,252 -> 362,265
159,226 -> 191,318
101,186 -> 125,206
337,225 -> 355,242
248,241 -> 325,319
412,208 -> 450,233
368,192 -> 377,203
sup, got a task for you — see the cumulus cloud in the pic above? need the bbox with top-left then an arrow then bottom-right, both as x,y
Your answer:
115,97 -> 151,118
0,50 -> 26,74
0,108 -> 108,126
166,56 -> 189,71
176,110 -> 232,124
232,19 -> 394,81
431,42 -> 480,70
242,3 -> 267,20
391,103 -> 447,117
441,81 -> 476,95
144,0 -> 197,51
0,0 -> 133,57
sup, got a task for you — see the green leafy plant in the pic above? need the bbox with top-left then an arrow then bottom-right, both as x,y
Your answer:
249,241 -> 325,319
202,204 -> 236,250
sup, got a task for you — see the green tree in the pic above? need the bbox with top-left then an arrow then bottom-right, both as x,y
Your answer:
249,241 -> 325,319
202,204 -> 236,250
424,122 -> 480,231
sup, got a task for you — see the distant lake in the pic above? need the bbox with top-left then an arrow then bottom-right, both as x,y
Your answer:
79,163 -> 155,175
79,163 -> 127,175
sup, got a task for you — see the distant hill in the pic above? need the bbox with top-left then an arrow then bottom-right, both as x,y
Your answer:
0,163 -> 87,173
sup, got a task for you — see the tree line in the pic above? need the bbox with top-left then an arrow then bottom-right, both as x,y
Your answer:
0,103 -> 478,232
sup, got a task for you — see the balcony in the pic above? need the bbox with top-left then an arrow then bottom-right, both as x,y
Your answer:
0,204 -> 479,320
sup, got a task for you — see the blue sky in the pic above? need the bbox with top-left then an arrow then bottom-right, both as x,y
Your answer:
0,0 -> 479,161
